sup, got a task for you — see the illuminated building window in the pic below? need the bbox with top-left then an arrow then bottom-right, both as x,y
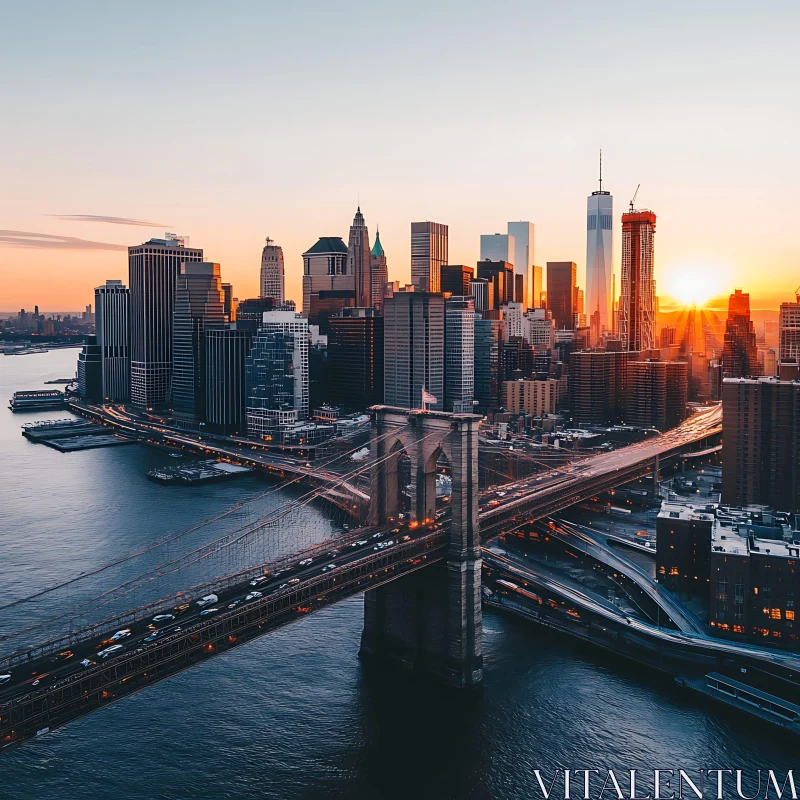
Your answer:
787,610 -> 795,621
669,567 -> 679,576
733,625 -> 745,634
773,631 -> 782,638
771,608 -> 782,620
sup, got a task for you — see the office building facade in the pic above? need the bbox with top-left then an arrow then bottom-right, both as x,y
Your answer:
722,377 -> 800,512
370,230 -> 388,312
205,327 -> 252,434
302,237 -> 352,321
327,307 -> 384,411
585,186 -> 613,345
129,235 -> 203,407
77,335 -> 103,404
444,296 -> 476,413
779,296 -> 800,373
259,237 -> 285,304
411,221 -> 448,292
383,289 -> 445,410
171,262 -> 226,419
480,233 -> 515,269
546,261 -> 577,331
347,207 -> 372,309
507,222 -> 535,309
441,264 -> 474,297
94,279 -> 130,402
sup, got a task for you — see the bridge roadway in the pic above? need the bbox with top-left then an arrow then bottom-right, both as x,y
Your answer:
68,400 -> 370,516
0,405 -> 721,748
0,520 -> 449,747
478,404 -> 721,538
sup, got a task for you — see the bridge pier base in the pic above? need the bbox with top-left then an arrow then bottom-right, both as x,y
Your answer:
362,406 -> 483,688
360,557 -> 482,688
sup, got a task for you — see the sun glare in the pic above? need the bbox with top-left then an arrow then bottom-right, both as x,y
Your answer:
662,264 -> 724,308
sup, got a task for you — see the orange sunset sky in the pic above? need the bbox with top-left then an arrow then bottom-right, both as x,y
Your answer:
1,3 -> 798,314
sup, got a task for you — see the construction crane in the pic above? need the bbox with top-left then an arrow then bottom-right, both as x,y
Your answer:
629,184 -> 640,213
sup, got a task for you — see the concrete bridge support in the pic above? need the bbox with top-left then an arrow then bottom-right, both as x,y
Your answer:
360,407 -> 483,688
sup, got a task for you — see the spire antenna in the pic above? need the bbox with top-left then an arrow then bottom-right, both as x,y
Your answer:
599,149 -> 603,193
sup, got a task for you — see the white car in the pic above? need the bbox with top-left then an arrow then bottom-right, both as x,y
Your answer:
80,659 -> 95,668
152,614 -> 175,622
0,673 -> 11,685
298,558 -> 313,567
200,608 -> 220,616
110,629 -> 132,641
322,563 -> 338,572
97,645 -> 124,659
245,591 -> 263,601
249,575 -> 270,587
196,594 -> 218,607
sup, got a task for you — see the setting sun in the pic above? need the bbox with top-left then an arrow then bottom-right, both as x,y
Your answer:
661,263 -> 726,308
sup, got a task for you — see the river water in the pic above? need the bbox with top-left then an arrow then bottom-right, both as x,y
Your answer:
0,350 -> 794,800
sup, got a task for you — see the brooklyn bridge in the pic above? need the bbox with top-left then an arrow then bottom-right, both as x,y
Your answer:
0,403 -> 722,749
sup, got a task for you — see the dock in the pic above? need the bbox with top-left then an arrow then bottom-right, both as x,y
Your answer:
22,419 -> 136,452
147,459 -> 254,485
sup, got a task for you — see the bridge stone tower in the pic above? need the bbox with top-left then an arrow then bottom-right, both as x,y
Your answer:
360,406 -> 483,688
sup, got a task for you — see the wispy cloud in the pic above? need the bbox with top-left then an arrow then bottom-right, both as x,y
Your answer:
0,231 -> 127,251
47,214 -> 170,227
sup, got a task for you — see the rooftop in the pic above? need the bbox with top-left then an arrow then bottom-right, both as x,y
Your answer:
303,237 -> 348,256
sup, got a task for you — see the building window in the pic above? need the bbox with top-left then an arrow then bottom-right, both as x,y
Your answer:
771,608 -> 782,620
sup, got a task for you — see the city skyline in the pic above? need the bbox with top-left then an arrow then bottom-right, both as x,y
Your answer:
2,4 -> 798,312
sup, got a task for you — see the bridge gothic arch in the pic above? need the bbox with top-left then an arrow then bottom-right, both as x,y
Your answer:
362,406 -> 482,688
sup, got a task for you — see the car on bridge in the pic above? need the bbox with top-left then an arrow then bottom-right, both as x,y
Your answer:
200,608 -> 221,616
196,594 -> 218,607
249,575 -> 271,587
0,673 -> 11,686
153,614 -> 175,623
110,629 -> 132,641
298,558 -> 313,567
97,645 -> 124,659
245,592 -> 263,601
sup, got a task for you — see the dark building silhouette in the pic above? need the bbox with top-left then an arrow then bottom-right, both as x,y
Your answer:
474,316 -> 504,411
477,260 -> 514,309
327,308 -> 384,411
656,503 -> 714,597
77,335 -> 103,404
501,336 -> 534,382
205,327 -> 252,434
236,297 -> 274,331
546,261 -> 577,331
722,289 -> 758,378
722,377 -> 800,511
569,350 -> 636,425
441,264 -> 474,297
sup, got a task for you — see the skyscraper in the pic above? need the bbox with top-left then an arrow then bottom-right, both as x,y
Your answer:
507,222 -> 534,308
546,261 -> 577,331
619,209 -> 656,352
440,265 -> 474,296
721,289 -> 758,378
94,279 -> 130,402
474,315 -> 504,411
444,296 -> 476,413
383,289 -> 444,410
585,158 -> 613,346
347,207 -> 372,308
477,260 -> 514,309
302,236 -> 352,325
205,327 -> 252,434
722,377 -> 800,511
411,221 -> 448,292
370,229 -> 388,312
245,330 -> 298,437
531,265 -> 543,309
480,233 -> 515,266
171,262 -> 226,419
77,335 -> 103,404
259,237 -> 285,304
327,307 -> 384,411
129,235 -> 203,407
779,293 -> 800,374
255,309 -> 310,420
